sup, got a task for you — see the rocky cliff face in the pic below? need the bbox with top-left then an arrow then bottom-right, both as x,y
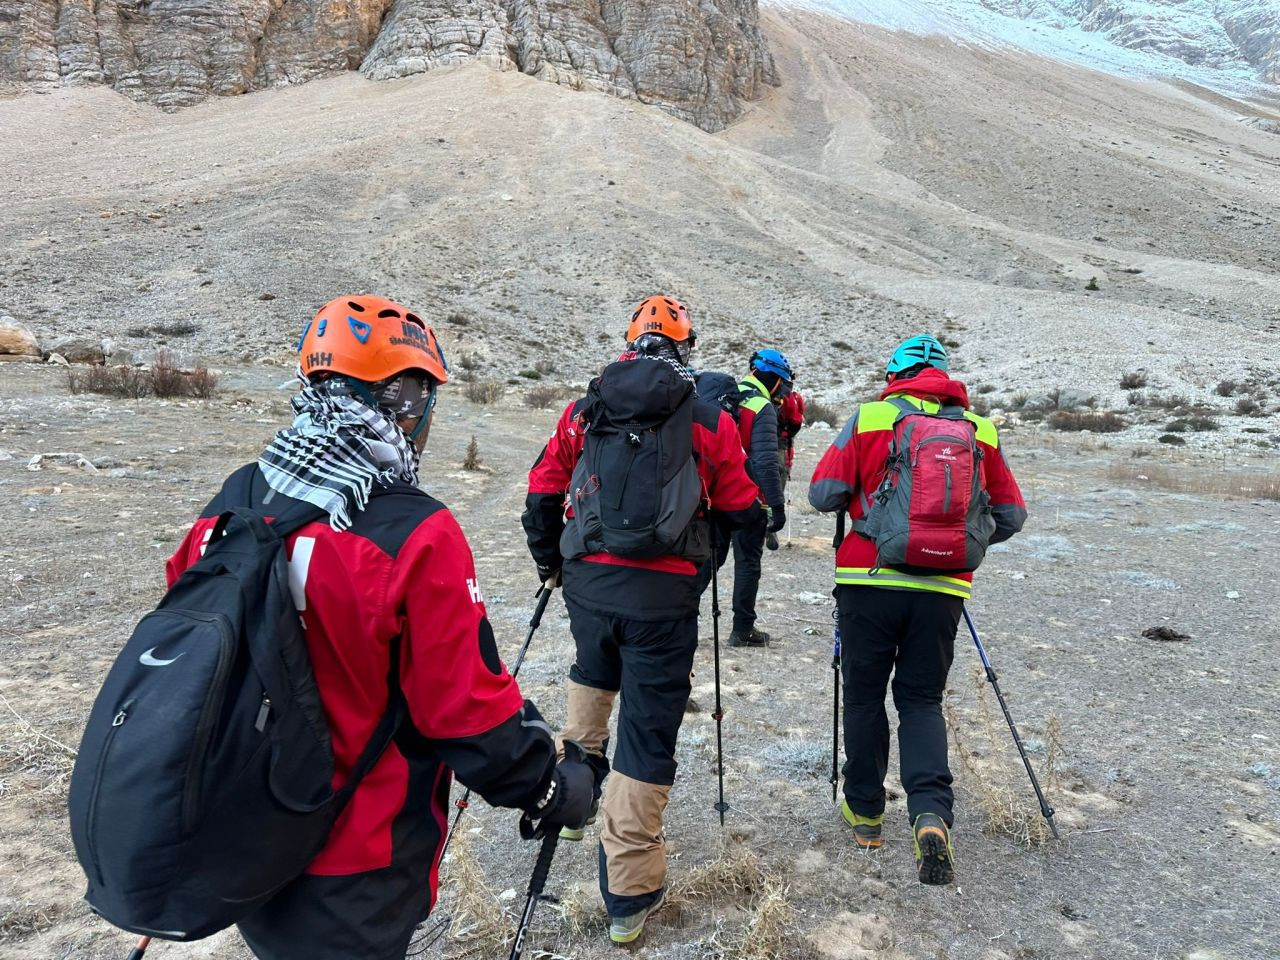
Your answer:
0,0 -> 776,130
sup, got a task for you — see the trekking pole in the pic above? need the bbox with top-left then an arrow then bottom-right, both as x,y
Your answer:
126,937 -> 150,960
439,574 -> 560,862
710,527 -> 728,825
830,614 -> 840,803
961,606 -> 1060,841
509,740 -> 587,960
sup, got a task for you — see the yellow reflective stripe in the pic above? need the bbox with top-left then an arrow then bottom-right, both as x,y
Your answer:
855,401 -> 900,433
834,567 -> 972,599
963,411 -> 998,448
856,397 -> 999,448
740,395 -> 769,414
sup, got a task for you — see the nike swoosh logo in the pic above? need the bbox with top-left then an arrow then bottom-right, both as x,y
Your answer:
140,647 -> 185,667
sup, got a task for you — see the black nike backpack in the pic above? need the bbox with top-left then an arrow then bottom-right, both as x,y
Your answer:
561,358 -> 709,564
67,473 -> 404,941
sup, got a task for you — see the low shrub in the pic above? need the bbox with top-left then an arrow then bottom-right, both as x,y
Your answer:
1158,433 -> 1186,445
464,380 -> 504,404
1235,397 -> 1262,416
524,384 -> 561,409
804,399 -> 843,428
67,352 -> 218,399
1048,411 -> 1126,433
1119,371 -> 1147,390
1215,379 -> 1238,397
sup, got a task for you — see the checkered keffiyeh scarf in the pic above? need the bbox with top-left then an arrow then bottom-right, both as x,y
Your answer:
258,377 -> 419,531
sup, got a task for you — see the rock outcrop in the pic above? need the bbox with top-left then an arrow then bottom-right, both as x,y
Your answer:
0,0 -> 776,130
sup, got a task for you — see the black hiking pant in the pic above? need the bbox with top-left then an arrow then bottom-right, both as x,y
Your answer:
836,585 -> 962,826
702,509 -> 768,634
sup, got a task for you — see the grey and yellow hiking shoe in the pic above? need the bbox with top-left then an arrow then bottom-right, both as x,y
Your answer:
840,800 -> 883,849
728,627 -> 770,647
609,890 -> 665,945
559,799 -> 599,841
912,813 -> 955,885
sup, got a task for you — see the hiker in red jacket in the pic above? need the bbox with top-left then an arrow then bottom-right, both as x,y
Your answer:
522,295 -> 760,944
808,335 -> 1026,885
167,296 -> 594,960
778,389 -> 805,487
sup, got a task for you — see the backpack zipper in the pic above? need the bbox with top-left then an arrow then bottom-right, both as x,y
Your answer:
85,698 -> 135,886
181,613 -> 237,833
255,694 -> 271,733
944,462 -> 952,513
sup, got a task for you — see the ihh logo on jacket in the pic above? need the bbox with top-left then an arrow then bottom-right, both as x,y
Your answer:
467,578 -> 483,605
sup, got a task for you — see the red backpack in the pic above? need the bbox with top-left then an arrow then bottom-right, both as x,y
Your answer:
854,398 -> 997,573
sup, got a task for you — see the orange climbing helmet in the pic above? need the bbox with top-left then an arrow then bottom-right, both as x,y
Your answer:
297,295 -> 450,386
625,295 -> 695,346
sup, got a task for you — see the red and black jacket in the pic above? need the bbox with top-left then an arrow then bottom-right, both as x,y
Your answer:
808,369 -> 1027,598
523,382 -> 761,621
167,464 -> 556,899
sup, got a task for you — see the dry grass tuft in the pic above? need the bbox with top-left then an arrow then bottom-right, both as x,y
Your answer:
946,669 -> 1057,847
667,841 -> 767,906
0,899 -> 68,942
667,841 -> 816,960
736,879 -> 797,960
1108,462 -> 1280,501
440,832 -> 512,958
0,697 -> 78,815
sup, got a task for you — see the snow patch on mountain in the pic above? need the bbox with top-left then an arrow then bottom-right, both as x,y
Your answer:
775,0 -> 1278,98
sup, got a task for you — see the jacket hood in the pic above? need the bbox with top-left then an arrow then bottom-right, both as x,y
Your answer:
879,367 -> 970,409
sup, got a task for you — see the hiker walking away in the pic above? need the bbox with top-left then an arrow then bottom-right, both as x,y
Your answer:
777,388 -> 806,492
696,349 -> 793,646
808,335 -> 1026,885
165,297 -> 594,960
522,295 -> 760,944
769,387 -> 805,550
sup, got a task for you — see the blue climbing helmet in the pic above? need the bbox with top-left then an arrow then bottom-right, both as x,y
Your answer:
749,348 -> 794,383
886,335 -> 949,376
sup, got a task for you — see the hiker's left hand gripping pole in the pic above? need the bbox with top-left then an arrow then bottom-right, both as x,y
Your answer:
509,739 -> 583,960
440,572 -> 561,862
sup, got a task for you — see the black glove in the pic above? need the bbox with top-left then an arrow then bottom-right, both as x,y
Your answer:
535,563 -> 561,588
531,757 -> 595,832
767,504 -> 786,533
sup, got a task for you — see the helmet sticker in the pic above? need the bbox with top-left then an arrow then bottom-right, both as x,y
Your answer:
348,316 -> 372,344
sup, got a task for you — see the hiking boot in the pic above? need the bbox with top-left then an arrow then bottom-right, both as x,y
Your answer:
728,627 -> 770,647
913,813 -> 955,885
559,798 -> 600,841
609,889 -> 665,945
840,800 -> 883,849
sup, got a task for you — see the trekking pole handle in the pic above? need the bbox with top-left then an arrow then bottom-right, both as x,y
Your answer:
833,511 -> 846,549
126,937 -> 151,960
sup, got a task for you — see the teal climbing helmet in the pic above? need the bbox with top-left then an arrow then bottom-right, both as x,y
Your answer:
886,335 -> 949,375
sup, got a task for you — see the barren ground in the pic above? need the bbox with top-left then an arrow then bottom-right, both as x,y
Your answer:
1,7 -> 1279,960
